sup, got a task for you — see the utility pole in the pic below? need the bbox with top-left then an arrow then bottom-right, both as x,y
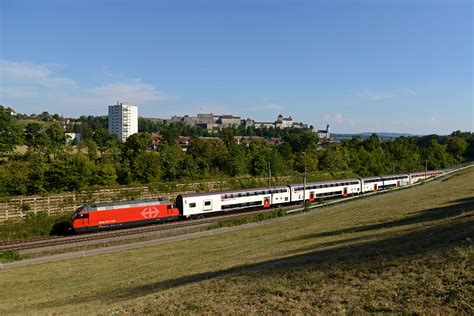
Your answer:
425,160 -> 428,178
303,165 -> 307,204
268,161 -> 271,188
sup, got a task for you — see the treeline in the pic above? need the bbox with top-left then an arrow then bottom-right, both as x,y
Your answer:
0,108 -> 473,197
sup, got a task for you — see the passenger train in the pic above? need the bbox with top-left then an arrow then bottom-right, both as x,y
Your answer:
69,170 -> 445,233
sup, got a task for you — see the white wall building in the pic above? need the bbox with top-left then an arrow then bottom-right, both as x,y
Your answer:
317,124 -> 331,140
65,133 -> 81,144
108,102 -> 138,142
276,114 -> 293,129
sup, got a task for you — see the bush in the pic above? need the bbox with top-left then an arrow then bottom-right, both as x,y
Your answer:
0,211 -> 72,242
24,212 -> 52,236
208,208 -> 286,229
0,250 -> 22,263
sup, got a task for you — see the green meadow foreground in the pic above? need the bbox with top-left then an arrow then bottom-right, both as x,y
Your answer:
0,170 -> 473,314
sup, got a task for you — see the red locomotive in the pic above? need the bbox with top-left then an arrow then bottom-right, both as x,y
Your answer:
70,198 -> 179,233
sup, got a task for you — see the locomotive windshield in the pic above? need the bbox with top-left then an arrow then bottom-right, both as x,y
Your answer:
71,205 -> 88,220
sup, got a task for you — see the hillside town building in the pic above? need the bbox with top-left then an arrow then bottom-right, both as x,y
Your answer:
164,113 -> 308,131
317,124 -> 331,140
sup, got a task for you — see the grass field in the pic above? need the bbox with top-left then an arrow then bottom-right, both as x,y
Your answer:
0,169 -> 472,314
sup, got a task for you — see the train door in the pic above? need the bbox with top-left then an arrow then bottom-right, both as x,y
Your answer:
203,200 -> 212,211
263,197 -> 271,208
77,212 -> 89,227
397,180 -> 400,187
374,184 -> 378,192
309,192 -> 315,202
343,187 -> 348,197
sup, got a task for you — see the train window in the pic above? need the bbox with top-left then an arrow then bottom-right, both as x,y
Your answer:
204,201 -> 211,206
190,203 -> 196,208
77,213 -> 89,219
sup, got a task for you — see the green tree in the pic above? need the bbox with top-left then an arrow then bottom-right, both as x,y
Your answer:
222,143 -> 249,176
93,127 -> 112,154
187,137 -> 227,173
161,124 -> 181,144
25,153 -> 47,194
384,137 -> 422,172
94,159 -> 117,186
363,134 -> 381,151
132,151 -> 162,183
248,140 -> 273,176
424,139 -> 453,170
446,136 -> 468,162
0,109 -> 22,156
159,144 -> 185,180
319,145 -> 348,171
123,133 -> 150,159
45,122 -> 66,158
77,122 -> 94,140
44,159 -> 70,192
0,160 -> 29,195
294,150 -> 319,173
24,122 -> 48,152
67,155 -> 96,191
83,139 -> 98,161
178,155 -> 201,180
284,130 -> 319,152
104,137 -> 123,161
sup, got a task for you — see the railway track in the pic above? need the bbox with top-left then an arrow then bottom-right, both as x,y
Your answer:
0,206 -> 291,254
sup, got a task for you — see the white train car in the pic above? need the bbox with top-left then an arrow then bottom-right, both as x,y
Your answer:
380,174 -> 410,189
361,176 -> 384,193
289,179 -> 361,203
409,170 -> 444,184
176,186 -> 291,217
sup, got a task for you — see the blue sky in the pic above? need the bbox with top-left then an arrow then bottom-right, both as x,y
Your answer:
0,0 -> 472,134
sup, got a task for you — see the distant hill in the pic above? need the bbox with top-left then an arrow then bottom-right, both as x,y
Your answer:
359,132 -> 416,138
332,132 -> 417,139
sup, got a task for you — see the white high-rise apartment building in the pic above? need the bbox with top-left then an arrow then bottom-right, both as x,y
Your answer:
108,102 -> 138,142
